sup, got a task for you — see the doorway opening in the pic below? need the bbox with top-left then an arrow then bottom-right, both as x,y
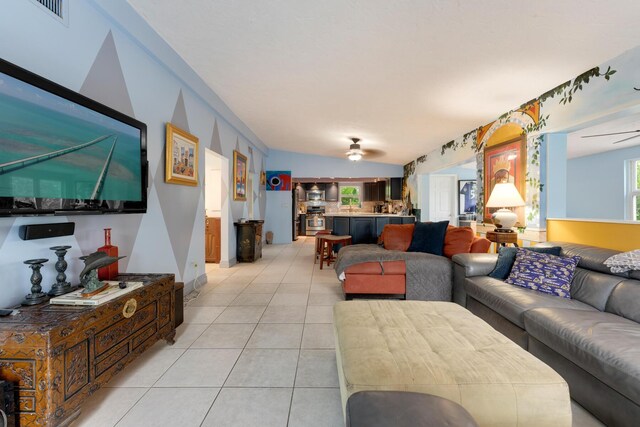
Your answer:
205,148 -> 231,266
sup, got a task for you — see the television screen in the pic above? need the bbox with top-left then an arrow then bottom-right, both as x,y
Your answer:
0,58 -> 147,216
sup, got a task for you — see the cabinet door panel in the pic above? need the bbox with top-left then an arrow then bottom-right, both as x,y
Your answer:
333,217 -> 350,236
350,217 -> 375,244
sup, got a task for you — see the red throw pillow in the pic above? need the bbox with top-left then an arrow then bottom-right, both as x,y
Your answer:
381,224 -> 415,251
443,226 -> 475,258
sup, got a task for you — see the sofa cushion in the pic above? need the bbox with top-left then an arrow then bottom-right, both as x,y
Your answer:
381,224 -> 415,251
443,226 -> 475,258
569,267 -> 626,311
407,221 -> 449,256
505,250 -> 579,299
524,308 -> 640,405
489,246 -> 562,280
605,278 -> 640,323
345,260 -> 406,275
464,276 -> 596,328
470,237 -> 491,254
545,241 -> 628,278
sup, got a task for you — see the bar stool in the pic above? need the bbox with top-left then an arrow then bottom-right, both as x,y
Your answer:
319,235 -> 352,269
314,230 -> 332,264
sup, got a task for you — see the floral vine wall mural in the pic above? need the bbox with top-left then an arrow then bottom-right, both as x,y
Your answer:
404,43 -> 640,229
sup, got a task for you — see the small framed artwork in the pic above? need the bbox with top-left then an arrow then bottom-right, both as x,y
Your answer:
483,136 -> 526,223
233,150 -> 248,201
266,171 -> 292,191
165,123 -> 198,186
458,180 -> 477,215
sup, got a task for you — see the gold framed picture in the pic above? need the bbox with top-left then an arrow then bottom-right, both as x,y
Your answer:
233,150 -> 248,201
483,136 -> 526,224
165,123 -> 198,186
260,170 -> 266,186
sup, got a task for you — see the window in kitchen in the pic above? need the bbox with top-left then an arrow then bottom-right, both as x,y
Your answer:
340,184 -> 362,208
628,158 -> 640,220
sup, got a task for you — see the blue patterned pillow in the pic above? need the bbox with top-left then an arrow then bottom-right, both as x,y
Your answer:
505,249 -> 580,298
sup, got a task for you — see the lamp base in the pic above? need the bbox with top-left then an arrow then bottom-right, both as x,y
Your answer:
493,228 -> 515,233
491,208 -> 518,231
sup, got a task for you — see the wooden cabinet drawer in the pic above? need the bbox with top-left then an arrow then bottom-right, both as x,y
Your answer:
94,302 -> 157,356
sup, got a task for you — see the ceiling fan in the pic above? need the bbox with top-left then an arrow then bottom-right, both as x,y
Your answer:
344,137 -> 386,161
581,129 -> 640,144
346,137 -> 364,161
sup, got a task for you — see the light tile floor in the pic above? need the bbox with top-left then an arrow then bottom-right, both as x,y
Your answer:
73,237 -> 602,427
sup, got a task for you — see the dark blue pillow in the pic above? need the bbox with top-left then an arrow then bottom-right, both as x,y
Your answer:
488,246 -> 562,280
407,221 -> 449,256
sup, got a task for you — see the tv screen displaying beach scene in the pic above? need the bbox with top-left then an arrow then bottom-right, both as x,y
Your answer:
0,66 -> 144,213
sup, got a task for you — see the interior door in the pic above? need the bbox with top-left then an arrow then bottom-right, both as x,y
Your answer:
429,174 -> 458,226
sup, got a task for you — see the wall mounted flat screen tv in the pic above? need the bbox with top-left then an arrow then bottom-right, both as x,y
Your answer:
0,58 -> 147,216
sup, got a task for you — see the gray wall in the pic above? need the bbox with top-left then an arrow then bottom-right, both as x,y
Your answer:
0,1 -> 267,307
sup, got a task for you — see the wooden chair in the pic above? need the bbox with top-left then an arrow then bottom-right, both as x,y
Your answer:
314,230 -> 332,264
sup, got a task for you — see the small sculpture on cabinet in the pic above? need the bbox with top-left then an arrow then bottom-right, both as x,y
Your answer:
79,252 -> 125,296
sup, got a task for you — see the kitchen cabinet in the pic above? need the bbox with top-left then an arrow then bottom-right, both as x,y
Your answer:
350,217 -> 376,244
333,217 -> 350,236
375,217 -> 390,238
389,217 -> 403,225
325,182 -> 339,201
205,217 -> 221,263
325,215 -> 334,232
390,177 -> 403,200
376,181 -> 387,201
402,216 -> 416,224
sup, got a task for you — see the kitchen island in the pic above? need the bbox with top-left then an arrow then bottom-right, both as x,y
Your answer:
324,214 -> 415,244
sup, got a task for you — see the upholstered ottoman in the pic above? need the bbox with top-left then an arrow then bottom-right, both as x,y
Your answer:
343,260 -> 406,298
333,300 -> 572,426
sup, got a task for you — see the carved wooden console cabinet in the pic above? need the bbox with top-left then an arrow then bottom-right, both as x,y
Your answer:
0,273 -> 176,426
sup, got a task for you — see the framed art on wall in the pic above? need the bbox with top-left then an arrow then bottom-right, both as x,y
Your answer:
265,171 -> 292,191
233,150 -> 248,201
458,180 -> 477,215
165,123 -> 198,186
483,136 -> 526,223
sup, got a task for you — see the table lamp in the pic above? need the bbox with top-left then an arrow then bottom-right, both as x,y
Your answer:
486,183 -> 525,232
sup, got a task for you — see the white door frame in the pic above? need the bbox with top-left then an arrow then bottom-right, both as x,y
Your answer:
204,148 -> 231,267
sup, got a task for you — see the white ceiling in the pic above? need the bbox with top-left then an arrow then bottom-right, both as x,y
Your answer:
127,0 -> 640,165
567,112 -> 640,159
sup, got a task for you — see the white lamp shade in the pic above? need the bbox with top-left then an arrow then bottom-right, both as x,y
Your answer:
486,183 -> 525,208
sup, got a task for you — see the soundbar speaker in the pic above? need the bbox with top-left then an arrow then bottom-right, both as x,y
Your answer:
18,222 -> 75,241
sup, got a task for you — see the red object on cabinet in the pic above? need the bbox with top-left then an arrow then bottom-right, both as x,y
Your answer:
97,228 -> 119,280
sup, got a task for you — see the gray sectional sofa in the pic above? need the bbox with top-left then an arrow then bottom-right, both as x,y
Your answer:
452,242 -> 640,427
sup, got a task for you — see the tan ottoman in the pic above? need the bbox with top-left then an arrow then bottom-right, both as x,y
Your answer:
333,300 -> 571,427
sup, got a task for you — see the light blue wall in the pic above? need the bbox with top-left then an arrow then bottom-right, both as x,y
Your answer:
545,134 -> 567,218
266,149 -> 403,178
0,1 -> 266,307
566,145 -> 640,220
264,150 -> 403,243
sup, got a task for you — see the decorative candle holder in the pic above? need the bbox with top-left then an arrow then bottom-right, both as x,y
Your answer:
22,258 -> 49,306
48,245 -> 72,296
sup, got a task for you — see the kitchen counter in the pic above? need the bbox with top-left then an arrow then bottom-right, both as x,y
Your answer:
324,214 -> 416,244
324,213 -> 414,217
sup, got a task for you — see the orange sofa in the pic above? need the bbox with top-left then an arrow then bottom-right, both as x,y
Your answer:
342,224 -> 490,299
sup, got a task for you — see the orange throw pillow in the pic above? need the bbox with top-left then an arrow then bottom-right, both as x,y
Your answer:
443,226 -> 475,258
470,236 -> 491,253
381,224 -> 415,251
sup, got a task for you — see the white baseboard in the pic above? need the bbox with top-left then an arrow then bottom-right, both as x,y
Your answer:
220,258 -> 237,268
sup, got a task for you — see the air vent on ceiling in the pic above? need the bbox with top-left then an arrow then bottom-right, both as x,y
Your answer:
30,0 -> 67,23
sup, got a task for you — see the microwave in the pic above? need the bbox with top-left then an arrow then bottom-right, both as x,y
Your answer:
306,190 -> 325,201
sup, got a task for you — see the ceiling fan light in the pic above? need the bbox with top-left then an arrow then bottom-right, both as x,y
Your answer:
348,152 -> 362,161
